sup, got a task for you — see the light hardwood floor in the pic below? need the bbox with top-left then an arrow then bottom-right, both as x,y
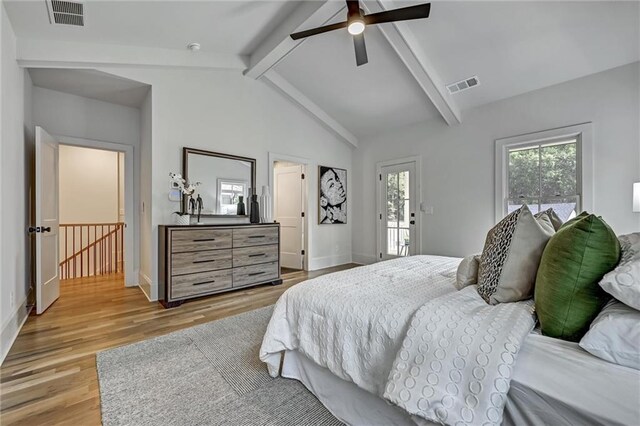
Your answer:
0,264 -> 357,425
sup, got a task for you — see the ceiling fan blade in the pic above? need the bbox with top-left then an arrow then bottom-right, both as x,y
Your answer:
364,3 -> 430,26
353,33 -> 368,66
346,0 -> 360,17
290,21 -> 348,40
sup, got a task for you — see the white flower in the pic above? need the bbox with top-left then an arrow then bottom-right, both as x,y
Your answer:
170,172 -> 201,195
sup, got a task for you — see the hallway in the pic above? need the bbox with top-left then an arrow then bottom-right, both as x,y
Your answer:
0,265 -> 357,425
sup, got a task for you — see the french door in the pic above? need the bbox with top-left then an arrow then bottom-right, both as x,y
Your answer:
378,161 -> 417,261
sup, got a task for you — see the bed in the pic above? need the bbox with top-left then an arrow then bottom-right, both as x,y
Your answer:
260,256 -> 640,425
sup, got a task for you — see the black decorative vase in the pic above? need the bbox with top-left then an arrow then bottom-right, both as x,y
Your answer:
237,196 -> 246,216
250,194 -> 260,223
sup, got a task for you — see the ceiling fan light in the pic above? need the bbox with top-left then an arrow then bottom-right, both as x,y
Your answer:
348,20 -> 365,35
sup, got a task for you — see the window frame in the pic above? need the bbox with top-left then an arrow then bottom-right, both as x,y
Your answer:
495,123 -> 593,223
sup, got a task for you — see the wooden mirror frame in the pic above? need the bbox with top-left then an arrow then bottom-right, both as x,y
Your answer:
182,147 -> 257,217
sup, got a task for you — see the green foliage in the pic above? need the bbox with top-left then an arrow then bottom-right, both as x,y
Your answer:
509,143 -> 576,200
386,171 -> 408,222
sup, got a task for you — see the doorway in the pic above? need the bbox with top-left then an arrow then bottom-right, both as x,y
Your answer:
273,160 -> 307,271
58,145 -> 125,281
32,127 -> 136,314
376,157 -> 421,261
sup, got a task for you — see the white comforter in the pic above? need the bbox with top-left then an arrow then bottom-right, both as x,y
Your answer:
260,256 -> 535,425
384,286 -> 535,425
260,256 -> 459,394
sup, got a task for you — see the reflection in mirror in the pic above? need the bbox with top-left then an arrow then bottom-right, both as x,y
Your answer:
183,148 -> 255,216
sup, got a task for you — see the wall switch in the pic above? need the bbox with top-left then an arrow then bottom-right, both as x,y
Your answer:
420,202 -> 426,212
10,291 -> 14,309
425,206 -> 434,215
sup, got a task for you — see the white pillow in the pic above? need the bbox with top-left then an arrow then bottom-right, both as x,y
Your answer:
599,233 -> 640,310
456,254 -> 480,290
579,300 -> 640,370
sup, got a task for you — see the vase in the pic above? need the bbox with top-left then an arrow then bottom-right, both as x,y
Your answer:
175,214 -> 190,225
260,185 -> 272,223
237,196 -> 246,216
247,188 -> 252,218
250,194 -> 260,224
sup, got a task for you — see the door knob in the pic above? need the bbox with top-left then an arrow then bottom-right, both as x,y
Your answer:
410,220 -> 415,225
27,226 -> 51,233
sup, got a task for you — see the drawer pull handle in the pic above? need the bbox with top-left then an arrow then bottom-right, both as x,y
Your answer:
193,280 -> 216,286
248,235 -> 265,238
249,253 -> 266,257
193,238 -> 216,242
193,260 -> 215,264
248,271 -> 265,276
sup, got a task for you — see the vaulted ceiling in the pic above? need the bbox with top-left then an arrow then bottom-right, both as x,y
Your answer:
5,0 -> 639,145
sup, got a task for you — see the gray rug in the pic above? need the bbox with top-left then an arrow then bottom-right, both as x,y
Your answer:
96,306 -> 343,426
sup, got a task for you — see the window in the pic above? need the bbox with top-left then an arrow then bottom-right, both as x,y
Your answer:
506,139 -> 579,222
495,123 -> 593,223
217,179 -> 248,215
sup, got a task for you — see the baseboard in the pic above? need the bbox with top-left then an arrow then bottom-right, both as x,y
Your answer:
352,253 -> 377,265
138,272 -> 154,302
1,298 -> 32,366
308,254 -> 352,271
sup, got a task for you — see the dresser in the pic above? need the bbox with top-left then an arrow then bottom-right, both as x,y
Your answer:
158,223 -> 282,308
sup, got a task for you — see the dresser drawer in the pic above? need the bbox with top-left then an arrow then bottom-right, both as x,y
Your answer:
171,229 -> 232,253
233,227 -> 278,248
172,249 -> 232,276
233,244 -> 278,268
233,262 -> 279,287
171,269 -> 233,299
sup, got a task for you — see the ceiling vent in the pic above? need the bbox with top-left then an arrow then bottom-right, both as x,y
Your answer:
446,76 -> 479,95
47,0 -> 85,26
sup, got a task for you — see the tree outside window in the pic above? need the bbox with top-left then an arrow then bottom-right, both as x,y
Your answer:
507,140 -> 579,221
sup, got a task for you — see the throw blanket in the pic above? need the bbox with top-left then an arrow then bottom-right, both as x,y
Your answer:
384,286 -> 536,426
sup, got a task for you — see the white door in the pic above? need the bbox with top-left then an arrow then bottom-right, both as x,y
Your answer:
34,126 -> 60,314
274,164 -> 304,269
378,162 -> 417,260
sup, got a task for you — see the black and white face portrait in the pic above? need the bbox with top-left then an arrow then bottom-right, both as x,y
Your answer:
319,166 -> 347,224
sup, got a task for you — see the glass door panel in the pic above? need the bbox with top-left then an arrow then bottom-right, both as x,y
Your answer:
380,163 -> 416,260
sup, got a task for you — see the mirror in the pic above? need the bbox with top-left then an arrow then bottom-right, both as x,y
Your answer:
182,148 -> 256,216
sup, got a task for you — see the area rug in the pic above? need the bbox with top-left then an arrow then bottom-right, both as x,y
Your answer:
96,306 -> 342,425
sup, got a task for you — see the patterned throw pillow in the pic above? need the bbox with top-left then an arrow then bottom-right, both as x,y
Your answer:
477,205 -> 555,304
599,233 -> 640,310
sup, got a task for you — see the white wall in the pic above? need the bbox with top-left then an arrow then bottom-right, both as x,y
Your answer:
59,145 -> 119,224
31,86 -> 142,286
139,90 -> 152,298
118,152 -> 125,222
102,67 -> 353,300
32,86 -> 141,146
0,2 -> 31,364
353,62 -> 640,263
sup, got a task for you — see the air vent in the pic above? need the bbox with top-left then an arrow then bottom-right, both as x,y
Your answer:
446,76 -> 480,95
47,0 -> 85,26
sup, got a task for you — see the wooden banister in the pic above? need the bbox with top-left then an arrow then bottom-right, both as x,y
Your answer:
59,223 -> 124,280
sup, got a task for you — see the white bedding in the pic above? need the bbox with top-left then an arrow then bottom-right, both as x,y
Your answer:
260,255 -> 460,394
384,286 -> 535,425
260,256 -> 640,425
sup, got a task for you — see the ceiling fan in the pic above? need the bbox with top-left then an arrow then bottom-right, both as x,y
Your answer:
290,0 -> 431,66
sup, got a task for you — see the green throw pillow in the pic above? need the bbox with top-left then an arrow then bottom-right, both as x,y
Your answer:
534,213 -> 620,341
